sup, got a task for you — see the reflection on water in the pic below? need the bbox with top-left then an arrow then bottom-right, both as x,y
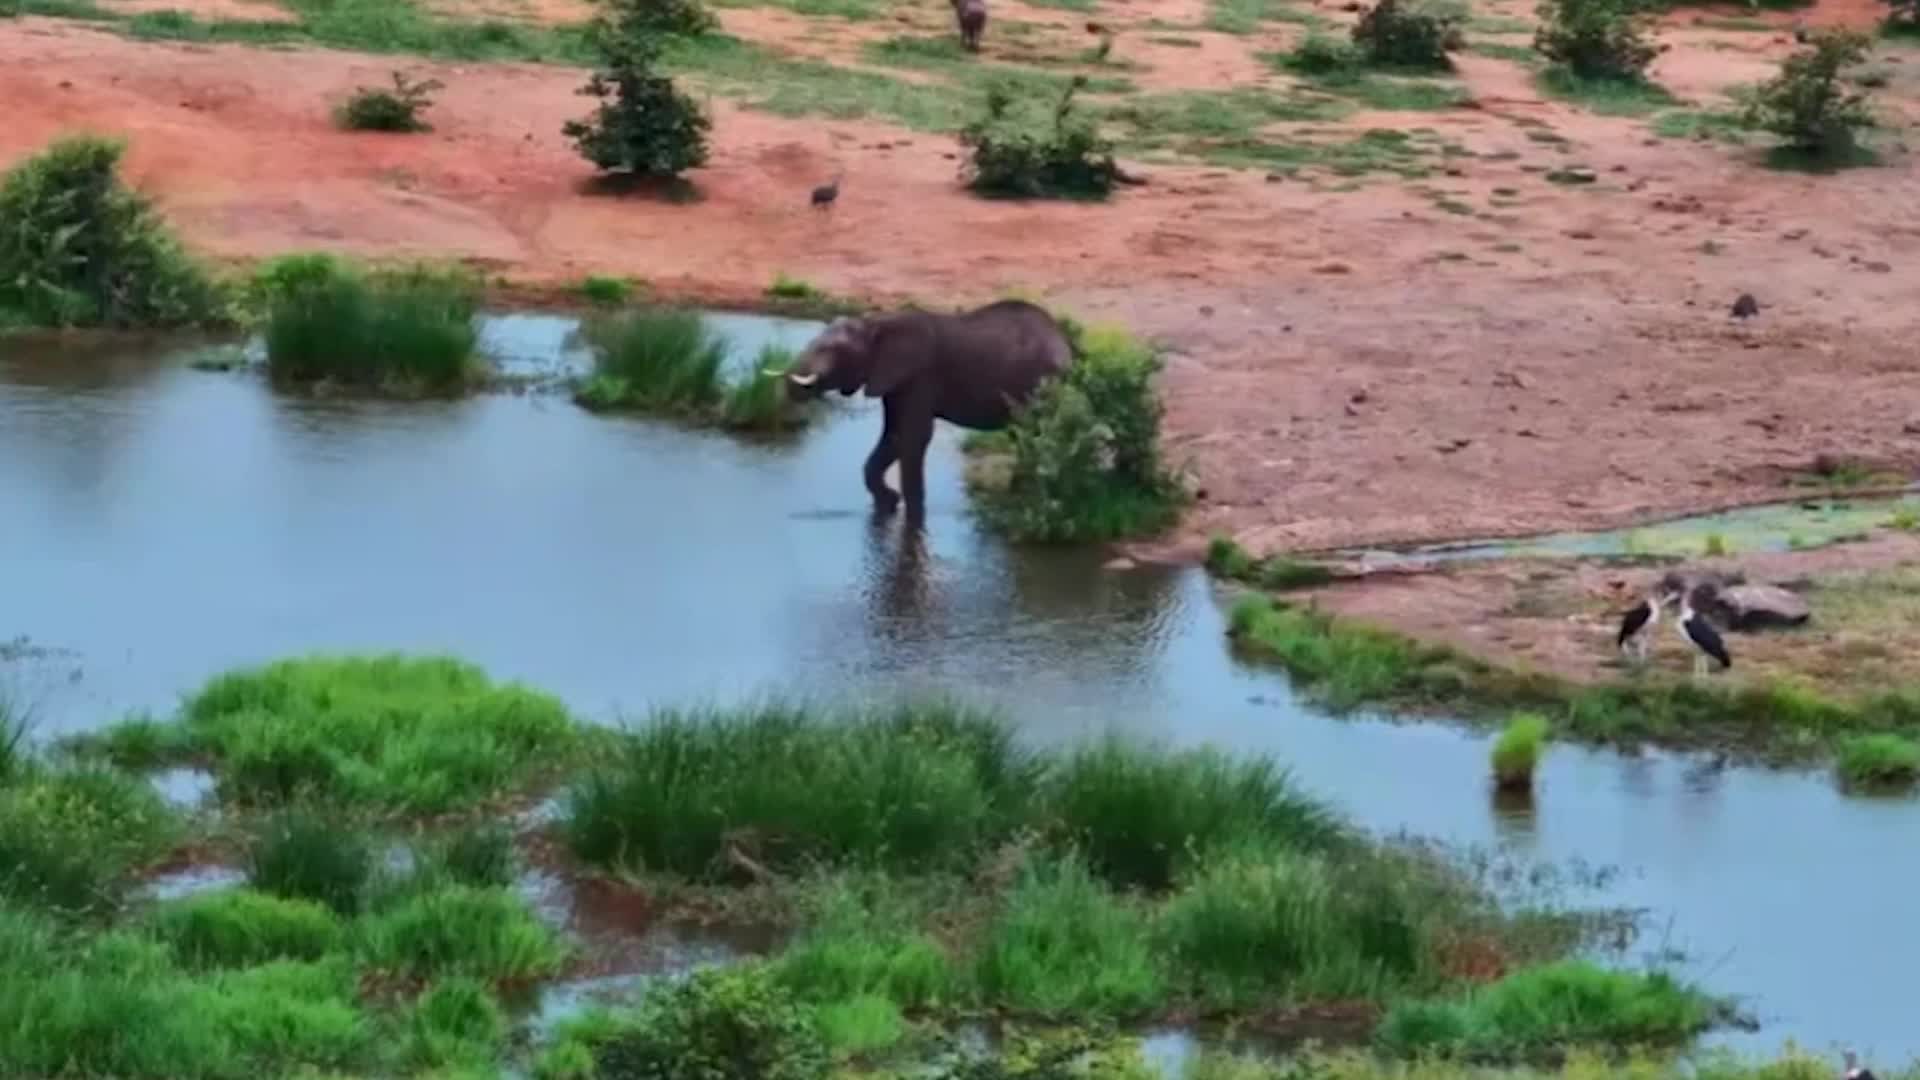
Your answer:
3,316 -> 1919,1060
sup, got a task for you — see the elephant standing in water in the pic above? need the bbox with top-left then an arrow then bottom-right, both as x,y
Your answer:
776,300 -> 1072,524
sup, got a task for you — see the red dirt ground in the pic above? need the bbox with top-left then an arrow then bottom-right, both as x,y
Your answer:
3,7 -> 1917,556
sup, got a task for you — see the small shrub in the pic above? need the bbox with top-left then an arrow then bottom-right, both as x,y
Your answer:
1284,32 -> 1365,74
1533,0 -> 1657,81
1352,0 -> 1460,68
580,273 -> 635,306
960,78 -> 1121,200
1048,736 -> 1347,891
555,965 -> 830,1080
1741,31 -> 1876,161
0,134 -> 227,329
247,811 -> 374,916
0,765 -> 180,913
335,70 -> 445,133
564,0 -> 713,180
358,884 -> 568,982
979,321 -> 1186,543
767,272 -> 826,301
976,855 -> 1162,1016
148,890 -> 345,968
1835,733 -> 1920,790
1374,960 -> 1721,1059
410,977 -> 508,1068
258,255 -> 483,394
1490,712 -> 1550,792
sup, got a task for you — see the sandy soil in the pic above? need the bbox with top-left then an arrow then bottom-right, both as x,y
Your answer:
3,4 -> 1918,556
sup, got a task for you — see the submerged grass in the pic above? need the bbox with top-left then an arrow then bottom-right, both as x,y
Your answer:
575,308 -> 809,433
257,254 -> 483,395
1228,593 -> 1920,758
86,654 -> 579,815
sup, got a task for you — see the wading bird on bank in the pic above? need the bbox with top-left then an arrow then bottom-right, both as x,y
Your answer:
1674,587 -> 1732,677
1616,587 -> 1669,665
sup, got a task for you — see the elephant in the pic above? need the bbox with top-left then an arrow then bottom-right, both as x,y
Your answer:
774,299 -> 1072,524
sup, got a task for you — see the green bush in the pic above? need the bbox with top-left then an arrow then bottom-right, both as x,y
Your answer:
1374,960 -> 1721,1060
1835,732 -> 1920,789
258,255 -> 483,394
0,764 -> 180,913
168,653 -> 578,813
563,0 -> 714,179
1740,31 -> 1875,160
976,855 -> 1162,1015
357,884 -> 568,982
978,321 -> 1185,543
147,889 -> 345,968
959,77 -> 1121,200
564,701 -> 1031,877
1160,850 -> 1426,1005
552,965 -> 830,1080
575,307 -> 726,410
580,273 -> 635,306
1353,0 -> 1460,68
409,977 -> 508,1068
247,811 -> 374,916
1533,0 -> 1657,80
0,134 -> 227,329
1283,32 -> 1366,74
1490,713 -> 1550,791
1047,736 -> 1346,891
335,70 -> 445,132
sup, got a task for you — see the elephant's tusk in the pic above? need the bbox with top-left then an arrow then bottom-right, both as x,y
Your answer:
787,371 -> 820,386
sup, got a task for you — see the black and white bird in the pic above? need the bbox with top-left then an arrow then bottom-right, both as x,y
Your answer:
1674,588 -> 1732,677
1843,1051 -> 1877,1080
1616,589 -> 1668,665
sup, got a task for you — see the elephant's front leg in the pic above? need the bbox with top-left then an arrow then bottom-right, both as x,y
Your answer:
893,404 -> 934,526
864,398 -> 902,514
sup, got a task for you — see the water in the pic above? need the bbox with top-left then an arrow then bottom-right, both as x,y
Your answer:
3,315 -> 1917,1062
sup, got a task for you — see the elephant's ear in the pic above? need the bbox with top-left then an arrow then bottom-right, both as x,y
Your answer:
861,318 -> 936,399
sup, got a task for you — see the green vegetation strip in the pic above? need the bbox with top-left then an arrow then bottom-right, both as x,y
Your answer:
11,652 -> 1753,1075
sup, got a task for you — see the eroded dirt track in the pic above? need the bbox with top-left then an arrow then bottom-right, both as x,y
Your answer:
4,11 -> 1917,552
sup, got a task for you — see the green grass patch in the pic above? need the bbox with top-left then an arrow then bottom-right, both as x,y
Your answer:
94,653 -> 580,814
1470,14 -> 1534,33
1207,534 -> 1336,590
1208,0 -> 1333,33
1107,87 -> 1349,144
564,700 -> 1036,877
1652,106 -> 1750,142
976,320 -> 1187,543
578,273 -> 636,307
358,884 -> 569,982
1535,67 -> 1679,116
976,854 -> 1163,1016
1834,732 -> 1920,791
148,890 -> 346,969
1266,42 -> 1471,110
1049,735 -> 1348,891
764,272 -> 864,318
1148,34 -> 1204,46
256,254 -> 485,395
1182,127 -> 1446,178
1228,592 -> 1920,757
1470,40 -> 1537,62
711,0 -> 883,18
861,34 -> 1134,96
1490,712 -> 1549,791
574,307 -> 811,433
408,976 -> 508,1069
247,810 -> 376,916
0,763 -> 181,914
0,134 -> 230,329
1374,960 -> 1724,1060
539,965 -> 829,1080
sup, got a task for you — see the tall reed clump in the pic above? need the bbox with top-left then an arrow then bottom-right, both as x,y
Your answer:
356,884 -> 570,982
1490,713 -> 1550,793
575,309 -> 807,432
146,889 -> 346,968
975,854 -> 1163,1015
562,700 -> 1037,877
0,134 -> 228,329
1047,736 -> 1348,891
1159,848 -> 1428,1006
0,763 -> 181,914
978,319 -> 1186,544
1374,960 -> 1723,1060
256,253 -> 482,395
247,810 -> 375,916
99,653 -> 579,814
1834,732 -> 1920,791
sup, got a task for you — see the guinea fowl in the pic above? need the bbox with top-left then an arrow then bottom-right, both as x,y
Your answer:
810,174 -> 842,211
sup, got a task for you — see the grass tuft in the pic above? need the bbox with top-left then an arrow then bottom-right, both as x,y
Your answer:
976,854 -> 1163,1015
257,254 -> 484,395
1535,67 -> 1677,116
542,965 -> 828,1080
148,889 -> 346,968
335,70 -> 443,132
0,764 -> 181,913
1834,732 -> 1920,791
575,307 -> 811,432
1207,535 -> 1336,590
408,976 -> 508,1068
1490,713 -> 1550,792
247,810 -> 375,916
579,273 -> 636,307
358,884 -> 568,982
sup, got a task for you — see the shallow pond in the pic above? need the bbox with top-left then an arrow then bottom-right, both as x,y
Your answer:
3,314 -> 1917,1062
